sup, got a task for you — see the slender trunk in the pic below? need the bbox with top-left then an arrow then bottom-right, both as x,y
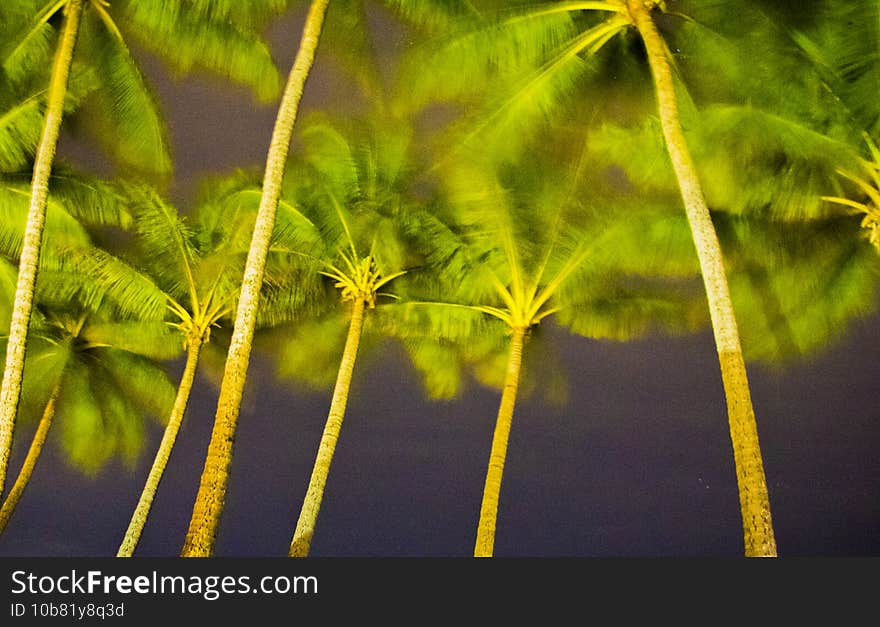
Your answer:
0,386 -> 59,535
474,326 -> 526,558
0,0 -> 83,497
117,339 -> 202,557
626,0 -> 777,557
289,299 -> 366,557
181,0 -> 330,557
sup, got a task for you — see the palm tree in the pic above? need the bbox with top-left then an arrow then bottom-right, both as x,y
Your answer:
0,0 -> 288,498
389,133 -> 704,556
180,0 -> 332,558
114,174 -> 320,556
178,0 -> 476,558
113,184 -> 251,557
398,0 -> 790,557
267,112 -> 449,557
0,257 -> 178,536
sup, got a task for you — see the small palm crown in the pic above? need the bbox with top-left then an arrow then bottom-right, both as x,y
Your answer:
320,250 -> 405,309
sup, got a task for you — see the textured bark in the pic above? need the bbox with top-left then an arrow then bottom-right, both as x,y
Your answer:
474,326 -> 526,558
0,0 -> 83,497
626,0 -> 776,557
0,388 -> 59,535
117,340 -> 202,557
289,299 -> 366,557
181,0 -> 330,557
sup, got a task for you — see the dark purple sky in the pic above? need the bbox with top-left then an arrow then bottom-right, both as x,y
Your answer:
0,5 -> 878,558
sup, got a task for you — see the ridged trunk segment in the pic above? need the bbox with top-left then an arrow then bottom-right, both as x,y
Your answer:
626,0 -> 776,556
0,0 -> 83,496
0,386 -> 59,534
719,351 -> 776,556
474,326 -> 526,558
289,298 -> 366,557
118,339 -> 202,557
181,0 -> 331,557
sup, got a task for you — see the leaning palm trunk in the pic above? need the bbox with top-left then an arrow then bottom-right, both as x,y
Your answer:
627,0 -> 776,557
0,0 -> 84,497
181,0 -> 331,557
289,298 -> 366,557
0,385 -> 60,535
118,338 -> 202,557
474,326 -> 526,557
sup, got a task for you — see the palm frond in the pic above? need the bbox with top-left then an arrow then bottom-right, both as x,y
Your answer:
116,0 -> 283,102
697,104 -> 862,220
80,320 -> 183,360
0,0 -> 62,84
398,2 -> 581,110
123,183 -> 198,303
96,348 -> 177,423
74,20 -> 171,175
45,246 -> 170,321
0,180 -> 92,258
55,365 -> 114,476
555,279 -> 706,341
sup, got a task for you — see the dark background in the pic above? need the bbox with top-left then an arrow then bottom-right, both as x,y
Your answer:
0,5 -> 877,558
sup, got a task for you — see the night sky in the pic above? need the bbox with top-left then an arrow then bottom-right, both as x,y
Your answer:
0,5 -> 878,559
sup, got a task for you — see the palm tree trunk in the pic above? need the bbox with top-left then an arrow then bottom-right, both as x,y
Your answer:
474,326 -> 526,558
0,385 -> 60,535
626,0 -> 777,557
117,338 -> 202,557
180,0 -> 330,557
289,298 -> 366,557
0,0 -> 83,497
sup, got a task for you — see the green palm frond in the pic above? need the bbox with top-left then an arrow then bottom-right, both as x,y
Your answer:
402,338 -> 466,400
43,246 -> 169,321
0,167 -> 131,230
261,313 -> 361,390
722,213 -> 880,364
0,258 -> 17,329
696,104 -> 861,220
46,166 -> 131,227
588,116 -> 677,191
55,365 -> 111,476
399,2 -> 582,109
781,0 -> 880,136
74,19 -> 171,175
555,279 -> 706,341
0,65 -> 97,172
180,0 -> 293,31
374,298 -> 505,344
0,180 -> 93,257
79,320 -> 183,360
0,91 -> 45,172
295,117 -> 362,211
53,336 -> 175,476
0,0 -> 61,84
17,334 -> 72,423
319,0 -> 384,105
96,348 -> 176,423
123,184 -> 198,304
383,0 -> 478,31
116,0 -> 283,103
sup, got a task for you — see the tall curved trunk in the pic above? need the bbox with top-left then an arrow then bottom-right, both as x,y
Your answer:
626,0 -> 777,557
0,0 -> 83,497
181,0 -> 331,557
0,384 -> 60,535
117,339 -> 202,557
289,298 -> 366,557
474,326 -> 526,557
